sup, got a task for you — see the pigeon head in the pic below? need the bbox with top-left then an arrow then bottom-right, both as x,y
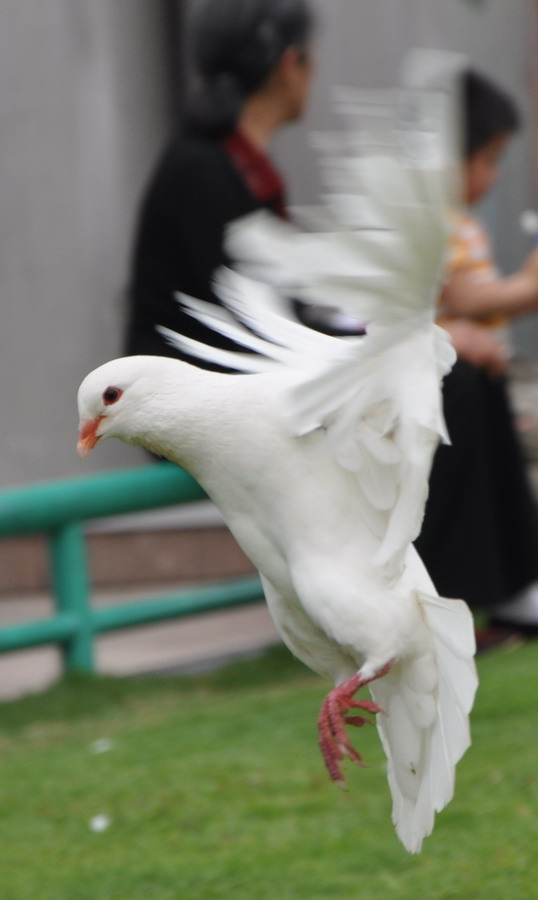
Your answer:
77,355 -> 184,457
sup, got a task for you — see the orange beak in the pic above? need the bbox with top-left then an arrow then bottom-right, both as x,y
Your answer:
77,416 -> 104,458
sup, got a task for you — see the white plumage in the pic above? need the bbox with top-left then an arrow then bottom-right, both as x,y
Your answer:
77,52 -> 477,853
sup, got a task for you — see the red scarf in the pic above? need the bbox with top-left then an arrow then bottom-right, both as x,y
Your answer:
221,130 -> 288,220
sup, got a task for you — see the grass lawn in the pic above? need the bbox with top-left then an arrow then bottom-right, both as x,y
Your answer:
1,640 -> 537,899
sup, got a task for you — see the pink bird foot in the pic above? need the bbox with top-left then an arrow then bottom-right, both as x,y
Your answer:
318,661 -> 393,786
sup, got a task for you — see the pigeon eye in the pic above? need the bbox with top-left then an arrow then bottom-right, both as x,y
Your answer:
102,386 -> 123,406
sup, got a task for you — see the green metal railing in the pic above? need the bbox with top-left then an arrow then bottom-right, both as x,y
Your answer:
0,463 -> 263,672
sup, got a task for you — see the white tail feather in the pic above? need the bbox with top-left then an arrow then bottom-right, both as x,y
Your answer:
369,591 -> 477,853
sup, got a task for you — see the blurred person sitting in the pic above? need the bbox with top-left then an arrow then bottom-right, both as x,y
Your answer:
415,69 -> 538,634
124,0 -> 315,366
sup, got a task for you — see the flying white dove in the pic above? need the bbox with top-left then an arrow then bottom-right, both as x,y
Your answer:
77,52 -> 477,853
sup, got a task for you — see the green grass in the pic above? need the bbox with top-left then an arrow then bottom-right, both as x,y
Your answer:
1,642 -> 537,899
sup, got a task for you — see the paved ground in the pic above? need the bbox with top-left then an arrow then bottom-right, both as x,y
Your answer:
1,358 -> 538,703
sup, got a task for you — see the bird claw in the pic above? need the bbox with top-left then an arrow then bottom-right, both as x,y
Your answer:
317,664 -> 392,785
344,715 -> 373,727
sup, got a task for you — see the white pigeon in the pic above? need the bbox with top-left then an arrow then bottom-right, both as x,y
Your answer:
77,52 -> 477,853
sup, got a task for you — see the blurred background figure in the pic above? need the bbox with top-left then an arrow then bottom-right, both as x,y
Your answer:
124,0 -> 315,365
415,69 -> 538,638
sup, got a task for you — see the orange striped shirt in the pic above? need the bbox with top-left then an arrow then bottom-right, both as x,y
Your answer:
439,212 -> 507,329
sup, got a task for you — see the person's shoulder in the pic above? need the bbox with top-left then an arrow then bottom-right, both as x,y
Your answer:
139,126 -> 257,222
449,210 -> 496,279
454,210 -> 489,242
160,129 -> 230,176
450,210 -> 490,256
139,129 -> 235,211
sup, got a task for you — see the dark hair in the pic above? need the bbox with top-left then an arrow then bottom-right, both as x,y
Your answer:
185,0 -> 313,138
463,69 -> 521,159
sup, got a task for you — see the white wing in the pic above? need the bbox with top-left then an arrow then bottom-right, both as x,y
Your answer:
159,50 -> 462,578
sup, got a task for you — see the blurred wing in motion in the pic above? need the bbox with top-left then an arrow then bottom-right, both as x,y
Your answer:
159,49 -> 462,578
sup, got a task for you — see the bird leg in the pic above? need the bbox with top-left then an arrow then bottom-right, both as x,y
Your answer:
318,661 -> 393,786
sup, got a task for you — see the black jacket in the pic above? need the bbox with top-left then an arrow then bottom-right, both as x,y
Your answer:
125,131 -> 274,363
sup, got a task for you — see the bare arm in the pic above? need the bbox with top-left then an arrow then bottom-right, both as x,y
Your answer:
442,247 -> 538,320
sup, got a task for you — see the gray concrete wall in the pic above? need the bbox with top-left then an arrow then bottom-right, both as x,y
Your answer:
1,0 -> 537,488
0,1 -> 171,486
